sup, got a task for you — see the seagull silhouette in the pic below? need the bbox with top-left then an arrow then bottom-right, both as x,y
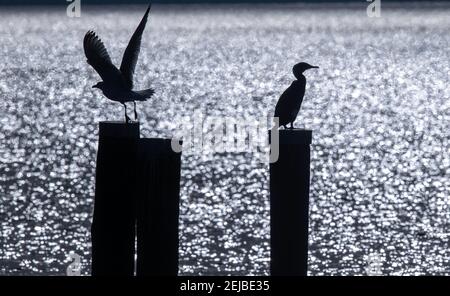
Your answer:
274,62 -> 319,129
84,5 -> 154,123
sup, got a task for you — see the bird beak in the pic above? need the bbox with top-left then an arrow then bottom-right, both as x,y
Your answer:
92,85 -> 98,89
311,66 -> 319,69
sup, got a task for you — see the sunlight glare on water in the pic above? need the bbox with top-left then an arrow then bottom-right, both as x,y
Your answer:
0,4 -> 449,275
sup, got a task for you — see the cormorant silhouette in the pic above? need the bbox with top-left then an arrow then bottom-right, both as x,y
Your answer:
274,62 -> 319,129
84,5 -> 154,123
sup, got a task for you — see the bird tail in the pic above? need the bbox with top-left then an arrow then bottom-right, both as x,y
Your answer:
132,88 -> 155,101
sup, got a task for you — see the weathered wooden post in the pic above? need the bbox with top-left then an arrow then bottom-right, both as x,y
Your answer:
135,139 -> 182,276
91,121 -> 140,276
270,129 -> 312,276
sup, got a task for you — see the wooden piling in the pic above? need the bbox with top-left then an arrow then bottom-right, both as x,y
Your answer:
135,139 -> 182,276
270,129 -> 312,276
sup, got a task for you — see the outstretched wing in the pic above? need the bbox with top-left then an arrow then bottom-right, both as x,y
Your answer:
83,30 -> 124,85
119,5 -> 151,89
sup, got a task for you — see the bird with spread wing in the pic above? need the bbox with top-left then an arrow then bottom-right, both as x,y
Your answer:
84,5 -> 154,123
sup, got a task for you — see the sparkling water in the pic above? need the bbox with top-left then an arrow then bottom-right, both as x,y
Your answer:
0,3 -> 449,275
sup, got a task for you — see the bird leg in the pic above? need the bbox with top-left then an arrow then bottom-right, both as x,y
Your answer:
290,122 -> 294,129
123,103 -> 131,123
133,101 -> 138,121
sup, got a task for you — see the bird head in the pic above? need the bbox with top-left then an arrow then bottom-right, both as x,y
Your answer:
293,62 -> 319,79
92,82 -> 104,90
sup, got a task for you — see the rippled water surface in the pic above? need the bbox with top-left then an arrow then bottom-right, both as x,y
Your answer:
0,4 -> 449,275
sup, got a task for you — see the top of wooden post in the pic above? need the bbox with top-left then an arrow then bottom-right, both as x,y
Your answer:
138,138 -> 180,155
99,121 -> 140,139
